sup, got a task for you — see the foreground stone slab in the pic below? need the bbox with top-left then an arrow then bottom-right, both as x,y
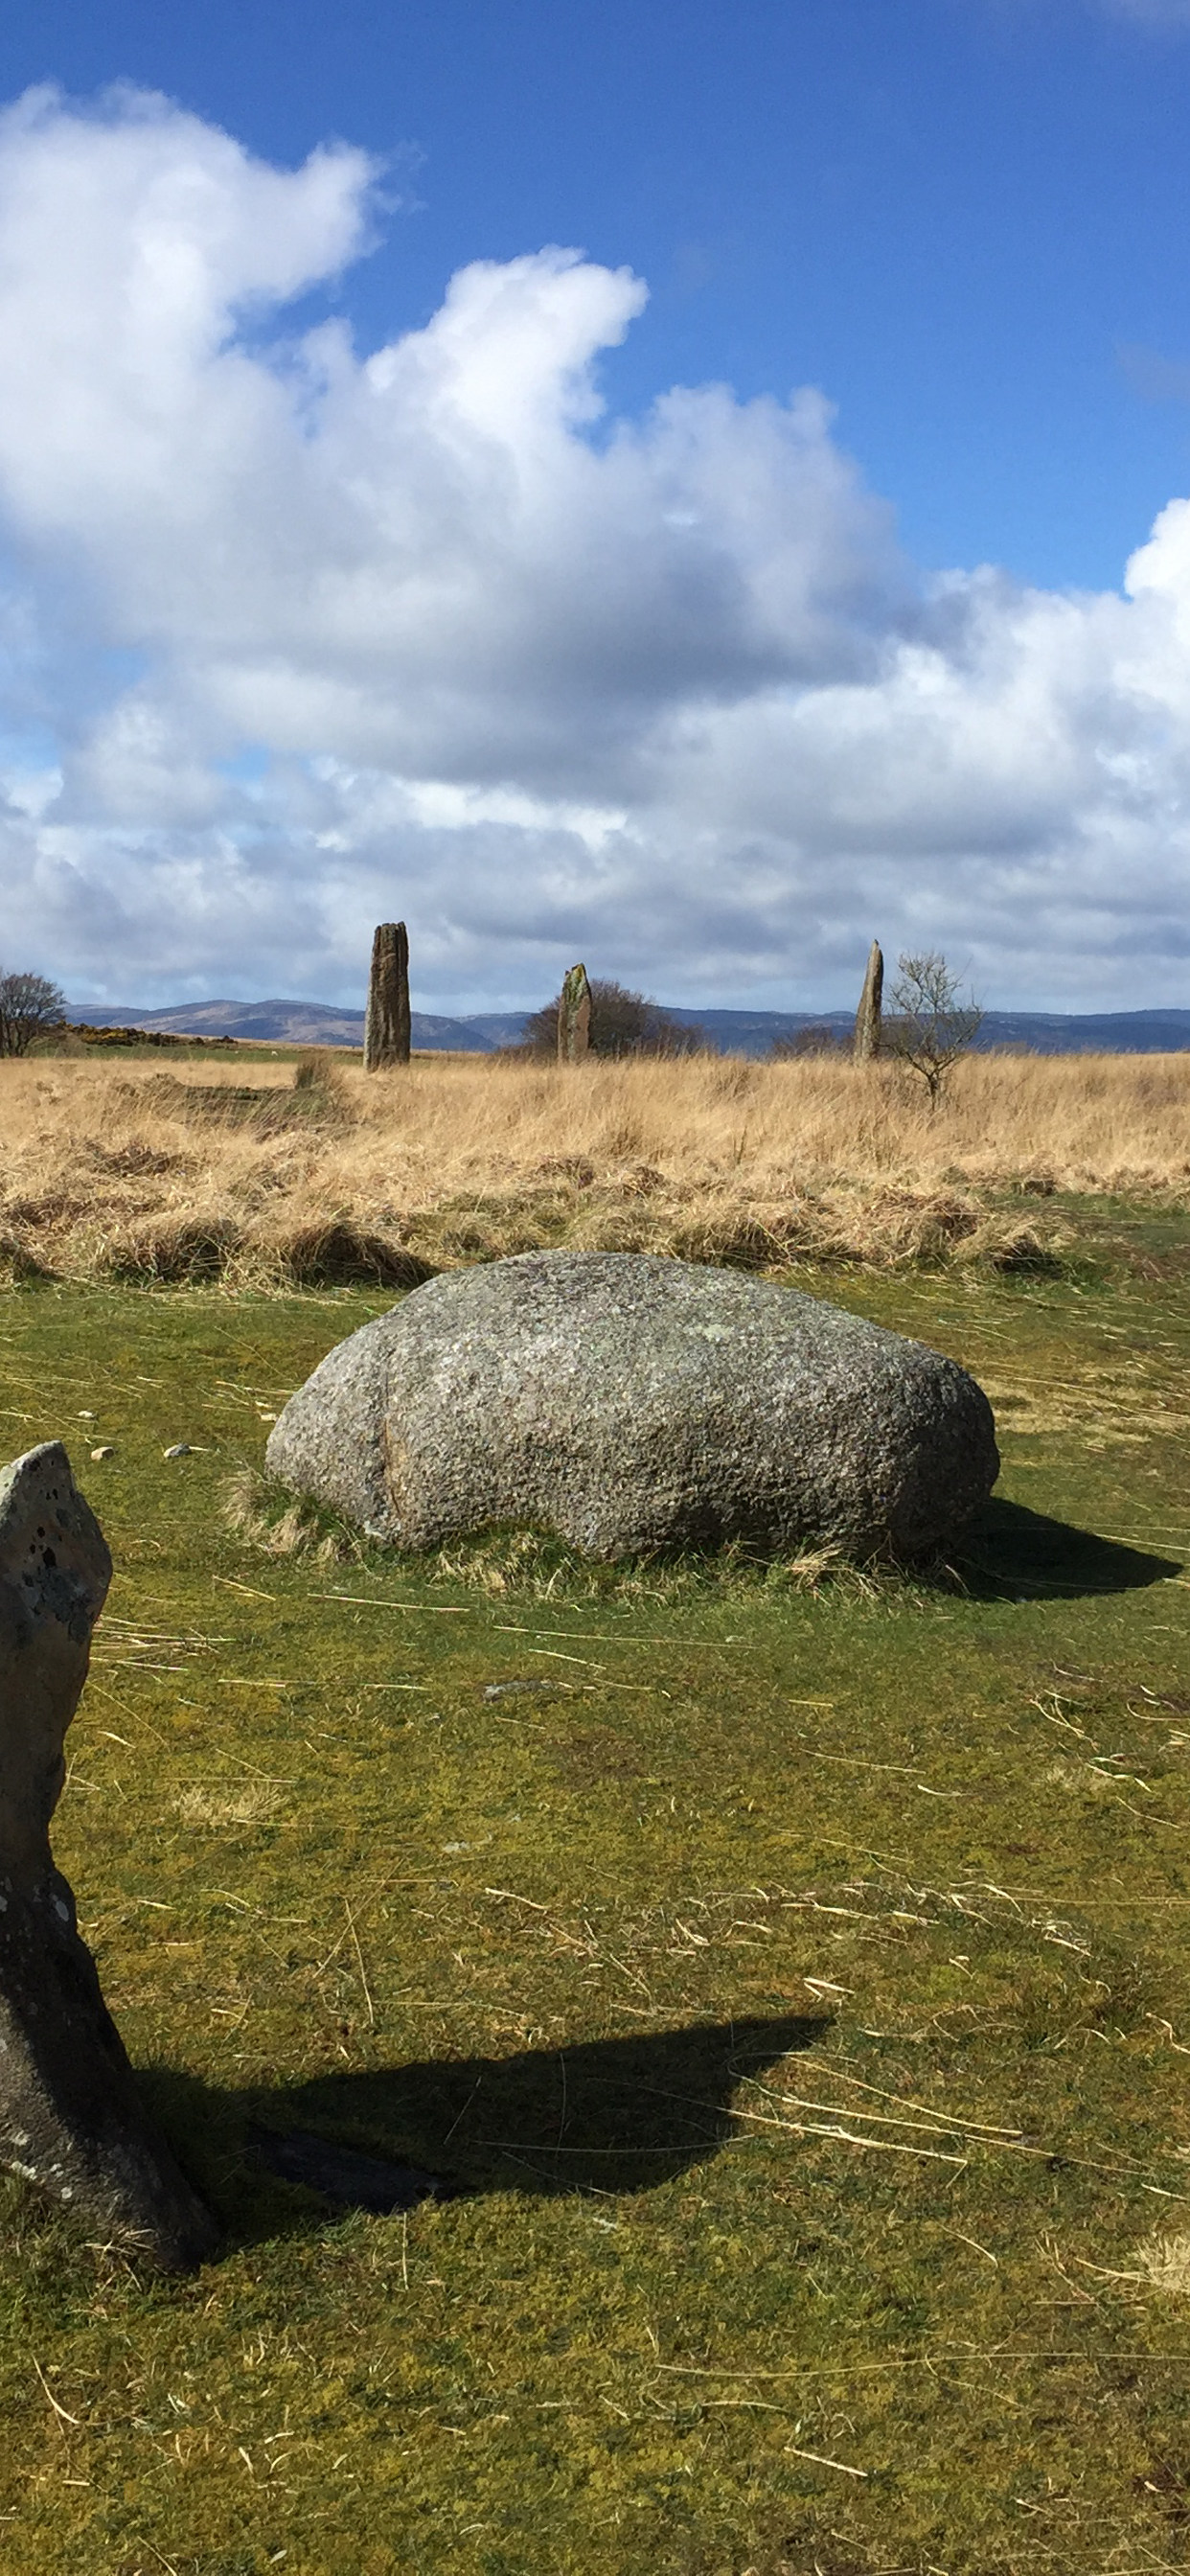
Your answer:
0,1443 -> 217,2268
266,1250 -> 998,1561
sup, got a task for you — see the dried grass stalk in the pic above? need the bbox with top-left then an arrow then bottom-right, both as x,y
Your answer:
0,1047 -> 1183,1287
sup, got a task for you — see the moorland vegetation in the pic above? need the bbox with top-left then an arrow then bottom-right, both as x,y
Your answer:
2,1042 -> 1189,1290
2,1040 -> 1190,2571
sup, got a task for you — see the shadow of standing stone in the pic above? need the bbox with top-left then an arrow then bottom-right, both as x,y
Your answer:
0,1442 -> 217,2269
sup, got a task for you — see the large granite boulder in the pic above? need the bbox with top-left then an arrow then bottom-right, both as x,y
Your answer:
0,1442 -> 217,2269
266,1250 -> 997,1561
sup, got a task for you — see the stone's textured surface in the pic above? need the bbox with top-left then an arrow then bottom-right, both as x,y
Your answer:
0,1442 -> 217,2269
363,920 -> 411,1071
266,1251 -> 998,1562
0,1444 -> 112,1883
854,939 -> 884,1064
558,963 -> 591,1065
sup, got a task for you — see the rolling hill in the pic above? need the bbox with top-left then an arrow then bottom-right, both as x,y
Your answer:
65,999 -> 1190,1056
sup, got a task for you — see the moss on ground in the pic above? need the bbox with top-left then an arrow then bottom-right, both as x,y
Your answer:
1,1268 -> 1189,2572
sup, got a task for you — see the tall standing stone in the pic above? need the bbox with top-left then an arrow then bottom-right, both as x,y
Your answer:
558,963 -> 592,1066
0,1443 -> 217,2268
853,940 -> 884,1064
364,922 -> 411,1070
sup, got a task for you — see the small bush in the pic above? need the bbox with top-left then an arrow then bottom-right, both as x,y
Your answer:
519,978 -> 704,1060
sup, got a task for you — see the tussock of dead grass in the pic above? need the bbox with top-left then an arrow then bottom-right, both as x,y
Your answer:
425,1523 -> 866,1601
222,1465 -> 887,1600
172,1781 -> 284,1828
222,1465 -> 361,1564
0,1046 -> 1185,1286
0,1228 -> 47,1283
1136,2231 -> 1190,2295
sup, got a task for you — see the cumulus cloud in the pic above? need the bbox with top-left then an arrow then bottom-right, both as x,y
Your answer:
0,83 -> 1188,1010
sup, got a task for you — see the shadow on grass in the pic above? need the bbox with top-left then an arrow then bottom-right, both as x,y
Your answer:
145,2012 -> 826,2244
957,1496 -> 1180,1599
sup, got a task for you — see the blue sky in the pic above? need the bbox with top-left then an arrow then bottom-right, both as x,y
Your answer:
0,0 -> 1189,1009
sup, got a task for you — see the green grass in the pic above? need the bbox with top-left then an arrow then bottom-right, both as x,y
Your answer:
2,1264 -> 1190,2574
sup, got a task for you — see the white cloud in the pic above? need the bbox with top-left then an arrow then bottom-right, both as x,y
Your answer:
0,83 -> 1188,1010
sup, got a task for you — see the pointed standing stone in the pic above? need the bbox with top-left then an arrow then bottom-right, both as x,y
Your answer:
0,1443 -> 217,2269
558,964 -> 592,1066
363,922 -> 411,1070
853,940 -> 884,1064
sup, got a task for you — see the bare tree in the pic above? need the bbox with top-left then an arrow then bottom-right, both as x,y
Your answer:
885,952 -> 982,1107
0,971 -> 66,1057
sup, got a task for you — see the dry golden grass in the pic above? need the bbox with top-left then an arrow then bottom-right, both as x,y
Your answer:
1136,2231 -> 1190,2296
1,1043 -> 1187,1285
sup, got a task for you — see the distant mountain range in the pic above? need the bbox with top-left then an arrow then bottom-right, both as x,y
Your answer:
670,1006 -> 1190,1056
65,998 -> 508,1050
65,998 -> 1190,1057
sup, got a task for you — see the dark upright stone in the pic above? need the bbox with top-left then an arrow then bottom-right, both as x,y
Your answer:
853,940 -> 884,1064
0,1443 -> 217,2268
364,922 -> 411,1070
558,964 -> 591,1065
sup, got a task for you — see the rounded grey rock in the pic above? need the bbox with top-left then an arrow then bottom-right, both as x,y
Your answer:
265,1251 -> 997,1562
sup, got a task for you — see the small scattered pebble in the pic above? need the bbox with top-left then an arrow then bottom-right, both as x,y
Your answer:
78,1410 -> 95,1420
257,1411 -> 278,1423
90,1445 -> 115,1460
163,1443 -> 194,1460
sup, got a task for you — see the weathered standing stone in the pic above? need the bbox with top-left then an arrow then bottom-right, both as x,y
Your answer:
853,939 -> 884,1064
0,1443 -> 217,2268
266,1250 -> 998,1563
363,921 -> 411,1070
558,963 -> 591,1066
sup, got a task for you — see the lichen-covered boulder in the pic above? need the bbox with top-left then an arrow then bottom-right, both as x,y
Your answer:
266,1250 -> 997,1561
0,1442 -> 217,2269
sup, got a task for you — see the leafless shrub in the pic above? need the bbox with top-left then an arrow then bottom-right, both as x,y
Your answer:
885,952 -> 983,1107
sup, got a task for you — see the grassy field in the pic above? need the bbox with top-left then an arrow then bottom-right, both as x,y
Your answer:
5,1046 -> 1190,1289
1,1246 -> 1190,2575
